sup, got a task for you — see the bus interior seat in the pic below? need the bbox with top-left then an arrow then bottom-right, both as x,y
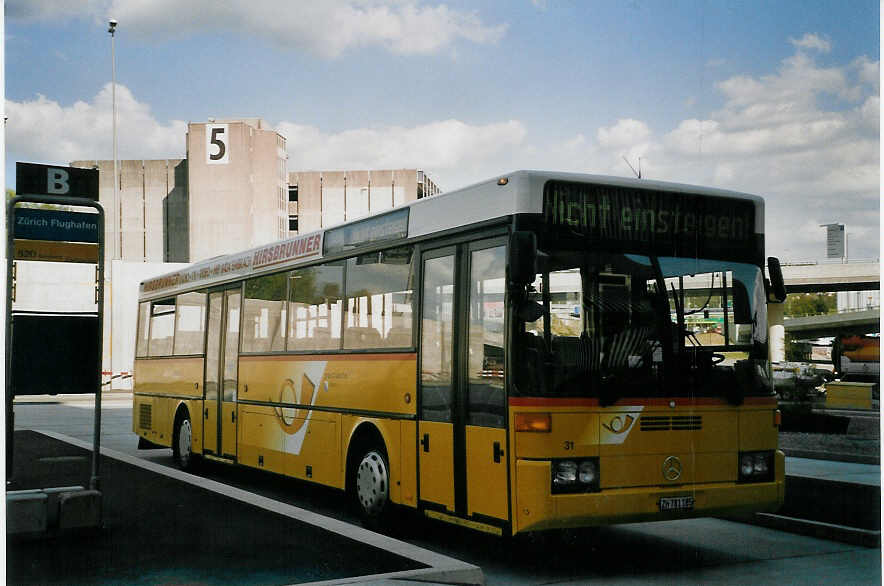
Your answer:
345,326 -> 382,349
385,327 -> 413,347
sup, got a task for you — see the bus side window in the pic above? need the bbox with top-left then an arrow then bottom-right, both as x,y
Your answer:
242,273 -> 287,353
136,302 -> 150,358
288,262 -> 344,352
173,292 -> 207,355
343,247 -> 414,350
148,299 -> 176,357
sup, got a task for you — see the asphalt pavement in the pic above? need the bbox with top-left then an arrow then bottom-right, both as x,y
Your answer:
6,428 -> 482,585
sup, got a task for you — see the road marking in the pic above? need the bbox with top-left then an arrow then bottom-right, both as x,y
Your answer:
37,431 -> 483,585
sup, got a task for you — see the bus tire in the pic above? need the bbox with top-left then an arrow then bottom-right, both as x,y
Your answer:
353,445 -> 390,525
172,410 -> 196,471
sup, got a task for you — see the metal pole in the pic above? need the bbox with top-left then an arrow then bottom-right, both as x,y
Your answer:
91,206 -> 105,491
108,19 -> 118,396
110,19 -> 119,261
6,199 -> 17,484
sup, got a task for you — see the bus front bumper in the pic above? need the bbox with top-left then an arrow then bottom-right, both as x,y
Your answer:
513,451 -> 785,534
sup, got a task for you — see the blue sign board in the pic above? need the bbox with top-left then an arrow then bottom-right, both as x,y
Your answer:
13,208 -> 100,243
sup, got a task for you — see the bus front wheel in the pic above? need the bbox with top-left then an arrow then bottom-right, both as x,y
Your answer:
172,412 -> 195,471
354,447 -> 390,523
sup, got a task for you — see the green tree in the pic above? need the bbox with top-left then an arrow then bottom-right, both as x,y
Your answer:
784,293 -> 836,317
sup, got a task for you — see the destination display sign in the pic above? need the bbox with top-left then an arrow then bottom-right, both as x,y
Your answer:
324,208 -> 408,255
541,180 -> 760,262
14,208 -> 100,243
16,162 -> 99,200
14,239 -> 99,264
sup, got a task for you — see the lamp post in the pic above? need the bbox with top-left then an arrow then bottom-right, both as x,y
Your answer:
108,19 -> 118,397
108,18 -> 119,260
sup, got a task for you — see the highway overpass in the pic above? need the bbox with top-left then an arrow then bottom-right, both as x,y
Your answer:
779,261 -> 879,293
784,307 -> 880,338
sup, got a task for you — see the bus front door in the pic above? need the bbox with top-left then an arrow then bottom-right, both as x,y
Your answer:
419,240 -> 509,527
203,287 -> 241,460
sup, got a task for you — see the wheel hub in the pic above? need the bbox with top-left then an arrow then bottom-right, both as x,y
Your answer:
356,451 -> 388,516
178,419 -> 192,466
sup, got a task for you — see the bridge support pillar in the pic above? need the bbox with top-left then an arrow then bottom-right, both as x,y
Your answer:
769,302 -> 785,362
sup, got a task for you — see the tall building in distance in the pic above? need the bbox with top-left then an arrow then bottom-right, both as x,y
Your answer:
75,118 -> 442,264
186,119 -> 289,261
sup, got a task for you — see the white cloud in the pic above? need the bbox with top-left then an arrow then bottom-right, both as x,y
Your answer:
789,33 -> 832,53
6,84 -> 186,165
5,0 -> 106,21
6,0 -> 507,58
596,119 -> 650,149
278,118 -> 526,190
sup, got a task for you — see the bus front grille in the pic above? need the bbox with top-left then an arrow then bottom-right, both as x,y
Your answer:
640,415 -> 702,431
139,404 -> 152,430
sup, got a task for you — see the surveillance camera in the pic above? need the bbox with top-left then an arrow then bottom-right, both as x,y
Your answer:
108,19 -> 117,33
109,18 -> 117,26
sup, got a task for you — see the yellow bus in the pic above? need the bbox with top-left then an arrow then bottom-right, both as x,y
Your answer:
133,171 -> 787,536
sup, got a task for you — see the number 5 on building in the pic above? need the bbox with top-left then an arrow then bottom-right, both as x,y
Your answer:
206,124 -> 229,164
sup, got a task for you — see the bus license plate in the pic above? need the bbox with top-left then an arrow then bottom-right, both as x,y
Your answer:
659,496 -> 695,512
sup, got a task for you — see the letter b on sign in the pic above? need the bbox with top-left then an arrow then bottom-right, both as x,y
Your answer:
47,168 -> 70,194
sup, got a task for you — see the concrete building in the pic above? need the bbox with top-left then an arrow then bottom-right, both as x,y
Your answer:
69,159 -> 188,263
75,119 -> 441,263
288,169 -> 441,234
186,119 -> 289,261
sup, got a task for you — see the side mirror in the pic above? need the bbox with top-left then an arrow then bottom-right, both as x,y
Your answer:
767,257 -> 787,303
509,231 -> 537,285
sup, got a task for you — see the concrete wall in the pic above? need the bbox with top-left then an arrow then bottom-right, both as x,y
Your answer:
287,169 -> 437,236
71,159 -> 187,263
164,160 -> 189,262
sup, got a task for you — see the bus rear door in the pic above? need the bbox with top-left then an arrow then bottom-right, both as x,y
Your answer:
204,286 -> 241,460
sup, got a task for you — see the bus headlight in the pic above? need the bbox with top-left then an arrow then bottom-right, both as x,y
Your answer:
738,451 -> 774,482
553,460 -> 577,486
579,460 -> 598,484
552,458 -> 600,493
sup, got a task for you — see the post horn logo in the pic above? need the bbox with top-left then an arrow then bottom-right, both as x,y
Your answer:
275,374 -> 317,435
662,456 -> 682,481
602,414 -> 635,434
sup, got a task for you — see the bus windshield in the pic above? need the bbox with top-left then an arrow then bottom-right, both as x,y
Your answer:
512,248 -> 772,404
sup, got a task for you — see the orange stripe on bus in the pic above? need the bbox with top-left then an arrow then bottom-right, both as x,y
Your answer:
508,396 -> 777,407
239,353 -> 417,362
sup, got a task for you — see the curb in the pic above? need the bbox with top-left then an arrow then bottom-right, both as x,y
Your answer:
734,512 -> 881,549
783,449 -> 880,465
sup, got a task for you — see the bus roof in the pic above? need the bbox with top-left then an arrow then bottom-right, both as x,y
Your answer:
139,170 -> 765,300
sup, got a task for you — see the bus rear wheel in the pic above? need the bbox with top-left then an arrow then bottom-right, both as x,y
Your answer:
172,412 -> 196,471
354,447 -> 390,523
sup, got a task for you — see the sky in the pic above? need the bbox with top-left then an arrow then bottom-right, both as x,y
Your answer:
4,0 -> 880,263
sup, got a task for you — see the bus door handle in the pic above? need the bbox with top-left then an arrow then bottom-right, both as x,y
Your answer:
493,442 -> 504,463
204,408 -> 209,419
420,433 -> 430,452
